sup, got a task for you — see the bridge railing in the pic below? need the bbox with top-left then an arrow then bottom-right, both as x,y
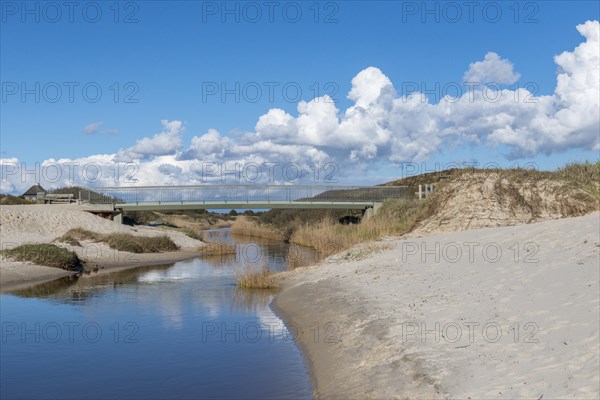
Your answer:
80,185 -> 408,205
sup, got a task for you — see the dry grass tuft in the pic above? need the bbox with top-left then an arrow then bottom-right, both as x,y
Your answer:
234,263 -> 278,289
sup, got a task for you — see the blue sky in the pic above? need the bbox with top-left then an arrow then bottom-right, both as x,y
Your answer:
1,1 -> 599,190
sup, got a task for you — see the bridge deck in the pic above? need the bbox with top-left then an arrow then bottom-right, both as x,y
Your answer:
82,185 -> 408,211
115,200 -> 379,211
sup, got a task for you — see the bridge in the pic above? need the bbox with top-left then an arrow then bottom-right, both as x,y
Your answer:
79,185 -> 408,222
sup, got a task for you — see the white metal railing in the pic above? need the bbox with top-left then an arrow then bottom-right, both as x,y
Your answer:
80,185 -> 408,205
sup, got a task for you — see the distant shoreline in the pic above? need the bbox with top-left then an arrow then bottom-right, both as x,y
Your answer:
1,250 -> 201,292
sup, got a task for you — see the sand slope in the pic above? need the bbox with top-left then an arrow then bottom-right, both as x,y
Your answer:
411,171 -> 598,236
275,212 -> 600,399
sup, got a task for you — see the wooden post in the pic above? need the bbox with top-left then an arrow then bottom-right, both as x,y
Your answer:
418,184 -> 422,199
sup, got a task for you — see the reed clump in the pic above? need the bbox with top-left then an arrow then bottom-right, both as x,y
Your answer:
286,246 -> 312,270
289,199 -> 429,256
197,242 -> 237,256
234,263 -> 278,289
231,216 -> 285,241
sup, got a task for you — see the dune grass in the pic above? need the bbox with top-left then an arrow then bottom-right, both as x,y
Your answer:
56,228 -> 179,253
0,195 -> 35,205
2,244 -> 81,270
555,161 -> 600,197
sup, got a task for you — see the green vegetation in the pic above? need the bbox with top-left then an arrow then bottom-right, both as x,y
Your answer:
56,228 -> 179,253
2,244 -> 81,270
0,195 -> 34,205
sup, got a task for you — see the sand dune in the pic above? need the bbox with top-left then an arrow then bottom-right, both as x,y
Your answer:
275,212 -> 600,399
410,171 -> 598,236
0,204 -> 200,247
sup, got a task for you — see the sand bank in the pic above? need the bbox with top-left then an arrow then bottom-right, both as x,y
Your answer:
274,213 -> 600,399
0,205 -> 204,290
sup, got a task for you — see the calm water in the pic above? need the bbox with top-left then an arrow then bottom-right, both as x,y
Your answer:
0,230 -> 317,399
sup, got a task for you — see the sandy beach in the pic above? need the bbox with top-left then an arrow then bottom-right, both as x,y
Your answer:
0,204 -> 204,291
274,212 -> 600,399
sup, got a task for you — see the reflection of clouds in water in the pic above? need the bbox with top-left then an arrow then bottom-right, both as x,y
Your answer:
44,230 -> 319,337
231,288 -> 289,341
138,259 -> 233,284
138,270 -> 193,283
136,259 -> 242,327
157,292 -> 184,329
257,308 -> 288,342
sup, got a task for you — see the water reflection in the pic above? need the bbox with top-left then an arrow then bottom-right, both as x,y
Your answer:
1,229 -> 318,400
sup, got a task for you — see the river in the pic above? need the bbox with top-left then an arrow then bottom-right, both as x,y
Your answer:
0,229 -> 318,399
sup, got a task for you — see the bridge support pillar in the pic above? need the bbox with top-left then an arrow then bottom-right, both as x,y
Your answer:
113,212 -> 123,224
362,202 -> 382,223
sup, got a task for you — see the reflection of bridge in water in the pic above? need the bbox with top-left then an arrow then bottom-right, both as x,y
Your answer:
80,185 -> 408,223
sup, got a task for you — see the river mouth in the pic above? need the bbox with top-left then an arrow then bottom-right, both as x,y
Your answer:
0,229 -> 317,399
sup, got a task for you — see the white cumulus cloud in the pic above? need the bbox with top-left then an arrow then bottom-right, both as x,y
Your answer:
463,52 -> 522,85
